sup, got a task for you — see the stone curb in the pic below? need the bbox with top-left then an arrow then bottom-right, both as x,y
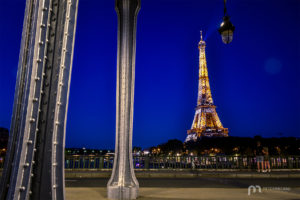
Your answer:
63,169 -> 300,179
1,169 -> 300,179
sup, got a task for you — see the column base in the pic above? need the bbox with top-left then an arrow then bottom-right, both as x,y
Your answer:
107,185 -> 139,200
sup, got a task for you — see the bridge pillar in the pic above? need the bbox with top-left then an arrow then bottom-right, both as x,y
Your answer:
107,0 -> 141,199
0,0 -> 78,199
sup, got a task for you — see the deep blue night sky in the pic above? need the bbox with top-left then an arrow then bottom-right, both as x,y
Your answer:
0,0 -> 299,149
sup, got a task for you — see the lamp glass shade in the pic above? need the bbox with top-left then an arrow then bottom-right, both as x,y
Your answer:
221,29 -> 233,44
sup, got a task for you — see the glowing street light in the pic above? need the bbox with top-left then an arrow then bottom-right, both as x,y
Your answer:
218,0 -> 235,44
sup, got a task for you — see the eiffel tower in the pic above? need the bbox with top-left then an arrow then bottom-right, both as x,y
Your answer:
185,31 -> 228,142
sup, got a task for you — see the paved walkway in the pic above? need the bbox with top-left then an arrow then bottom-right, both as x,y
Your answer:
66,187 -> 300,200
66,178 -> 300,200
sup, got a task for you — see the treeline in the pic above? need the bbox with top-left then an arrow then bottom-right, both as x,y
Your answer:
149,136 -> 300,156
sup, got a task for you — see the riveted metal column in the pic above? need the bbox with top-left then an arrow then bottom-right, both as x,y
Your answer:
0,0 -> 78,199
107,0 -> 140,199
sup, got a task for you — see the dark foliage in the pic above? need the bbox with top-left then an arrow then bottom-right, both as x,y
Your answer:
184,136 -> 300,156
149,136 -> 300,156
157,139 -> 184,155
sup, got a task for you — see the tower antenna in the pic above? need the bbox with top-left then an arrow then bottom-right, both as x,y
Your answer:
200,30 -> 203,41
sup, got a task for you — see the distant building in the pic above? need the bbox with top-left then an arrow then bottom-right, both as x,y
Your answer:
185,32 -> 228,142
65,147 -> 114,156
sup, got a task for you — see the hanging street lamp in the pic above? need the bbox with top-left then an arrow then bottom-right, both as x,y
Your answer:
218,0 -> 235,44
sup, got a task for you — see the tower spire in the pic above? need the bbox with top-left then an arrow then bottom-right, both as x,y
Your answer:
197,30 -> 211,105
199,30 -> 206,48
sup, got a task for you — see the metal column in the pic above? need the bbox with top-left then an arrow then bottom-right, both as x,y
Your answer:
0,0 -> 78,199
107,0 -> 141,199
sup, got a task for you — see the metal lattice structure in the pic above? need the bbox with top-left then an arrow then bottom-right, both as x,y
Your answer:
0,0 -> 78,199
107,0 -> 141,199
185,31 -> 228,142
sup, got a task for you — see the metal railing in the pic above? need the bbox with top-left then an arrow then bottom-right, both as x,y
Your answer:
0,155 -> 299,170
63,155 -> 300,170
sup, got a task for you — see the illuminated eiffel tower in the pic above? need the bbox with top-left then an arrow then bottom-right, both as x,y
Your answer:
185,31 -> 228,142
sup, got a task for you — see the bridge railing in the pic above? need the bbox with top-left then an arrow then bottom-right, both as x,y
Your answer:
63,155 -> 300,170
0,155 -> 299,170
